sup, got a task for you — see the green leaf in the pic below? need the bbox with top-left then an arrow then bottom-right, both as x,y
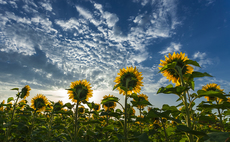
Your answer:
157,85 -> 189,96
130,93 -> 138,100
137,133 -> 149,142
191,71 -> 213,78
11,88 -> 19,91
206,132 -> 230,142
147,109 -> 160,118
197,90 -> 227,101
184,60 -> 200,67
82,120 -> 100,124
190,80 -> 195,91
176,125 -> 207,138
63,103 -> 74,109
158,62 -> 177,73
131,100 -> 152,107
7,97 -> 14,103
103,125 -> 115,132
101,97 -> 119,104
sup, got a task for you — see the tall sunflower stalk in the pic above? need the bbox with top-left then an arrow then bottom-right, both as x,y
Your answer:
202,83 -> 225,132
4,85 -> 31,142
114,66 -> 143,141
67,79 -> 93,142
159,52 -> 196,142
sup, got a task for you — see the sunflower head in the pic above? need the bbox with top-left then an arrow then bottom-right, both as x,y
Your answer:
102,94 -> 117,111
93,103 -> 101,111
5,102 -> 13,111
202,83 -> 224,101
18,100 -> 27,110
135,93 -> 149,109
20,85 -> 31,99
79,106 -> 85,114
31,94 -> 49,112
114,66 -> 143,95
67,79 -> 93,103
46,102 -> 53,112
0,100 -> 5,111
53,100 -> 64,111
159,52 -> 194,86
124,106 -> 135,116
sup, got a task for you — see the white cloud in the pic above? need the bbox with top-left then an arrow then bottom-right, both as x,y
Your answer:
9,1 -> 17,8
76,6 -> 93,19
192,52 -> 214,68
0,0 -> 6,4
103,12 -> 119,28
40,2 -> 52,11
193,51 -> 206,59
159,42 -> 181,54
141,0 -> 149,6
5,12 -> 31,24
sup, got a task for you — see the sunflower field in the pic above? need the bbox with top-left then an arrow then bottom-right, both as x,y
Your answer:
1,52 -> 230,142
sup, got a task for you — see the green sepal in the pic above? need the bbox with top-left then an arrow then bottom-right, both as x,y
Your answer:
113,83 -> 121,90
158,61 -> 177,73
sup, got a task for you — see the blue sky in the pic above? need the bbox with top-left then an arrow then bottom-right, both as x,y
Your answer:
0,0 -> 230,110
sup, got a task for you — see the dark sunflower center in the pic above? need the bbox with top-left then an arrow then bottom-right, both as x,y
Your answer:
120,72 -> 137,90
104,102 -> 115,108
73,85 -> 88,100
79,107 -> 84,113
206,87 -> 218,91
94,105 -> 99,110
54,103 -> 61,111
167,59 -> 187,78
21,87 -> 28,98
138,97 -> 145,102
34,98 -> 45,109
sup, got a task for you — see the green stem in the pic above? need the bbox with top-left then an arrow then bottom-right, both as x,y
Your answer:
124,92 -> 128,142
216,100 -> 224,132
74,101 -> 80,142
48,111 -> 54,139
139,108 -> 142,133
4,95 -> 20,142
178,67 -> 193,142
160,117 -> 169,142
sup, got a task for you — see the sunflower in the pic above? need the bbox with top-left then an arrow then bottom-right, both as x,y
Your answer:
102,94 -> 117,111
20,85 -> 31,99
114,66 -> 143,95
202,83 -> 224,101
0,100 -> 5,111
79,106 -> 85,114
93,103 -> 101,111
53,100 -> 63,111
135,93 -> 148,109
18,100 -> 27,110
5,102 -> 13,111
125,107 -> 135,116
159,52 -> 193,86
31,94 -> 49,112
45,102 -> 53,112
68,79 -> 93,103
